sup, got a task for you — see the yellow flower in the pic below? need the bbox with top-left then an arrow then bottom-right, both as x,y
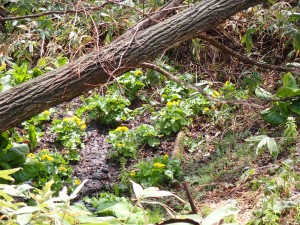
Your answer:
212,90 -> 221,98
27,153 -> 36,158
163,154 -> 168,160
41,154 -> 54,162
130,170 -> 136,177
80,123 -> 87,130
153,162 -> 166,169
75,179 -> 81,185
224,81 -> 230,87
43,110 -> 51,116
167,100 -> 180,107
63,117 -> 73,122
134,70 -> 143,77
116,143 -> 125,147
203,107 -> 210,112
72,116 -> 82,125
58,166 -> 67,172
115,126 -> 129,132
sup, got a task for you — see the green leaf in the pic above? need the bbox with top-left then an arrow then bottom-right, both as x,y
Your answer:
289,99 -> 300,115
175,214 -> 202,224
13,162 -> 42,183
266,137 -> 278,159
54,57 -> 68,68
246,135 -> 278,159
15,206 -> 39,214
255,87 -> 273,99
0,144 -> 29,169
282,73 -> 298,89
0,63 -> 6,71
28,124 -> 37,150
261,107 -> 287,125
278,102 -> 289,116
245,135 -> 267,142
277,87 -> 300,98
0,168 -> 21,181
36,58 -> 47,68
0,131 -> 10,150
202,201 -> 239,225
241,28 -> 256,53
16,213 -> 32,225
130,180 -> 143,199
0,190 -> 14,201
164,170 -> 174,179
288,12 -> 300,22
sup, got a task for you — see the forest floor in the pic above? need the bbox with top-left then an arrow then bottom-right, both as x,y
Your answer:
34,90 -> 300,224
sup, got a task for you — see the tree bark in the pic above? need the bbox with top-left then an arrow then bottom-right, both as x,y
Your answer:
0,0 -> 263,133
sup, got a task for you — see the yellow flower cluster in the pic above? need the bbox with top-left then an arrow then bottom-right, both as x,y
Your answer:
115,126 -> 129,132
62,117 -> 72,122
134,70 -> 143,77
63,116 -> 86,130
27,153 -> 36,158
58,166 -> 67,172
153,162 -> 166,169
167,100 -> 180,107
130,170 -> 136,177
75,179 -> 81,185
163,154 -> 168,160
212,90 -> 221,98
41,154 -> 54,162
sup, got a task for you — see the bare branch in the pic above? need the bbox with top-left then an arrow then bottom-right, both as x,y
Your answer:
140,62 -> 299,106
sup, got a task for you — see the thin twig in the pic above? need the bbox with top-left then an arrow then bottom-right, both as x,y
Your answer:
183,181 -> 198,214
198,33 -> 300,75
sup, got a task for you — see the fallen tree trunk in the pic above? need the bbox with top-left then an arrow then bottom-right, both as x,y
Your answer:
0,0 -> 263,133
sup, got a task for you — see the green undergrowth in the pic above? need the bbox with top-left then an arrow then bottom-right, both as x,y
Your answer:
2,1 -> 300,223
184,131 -> 256,192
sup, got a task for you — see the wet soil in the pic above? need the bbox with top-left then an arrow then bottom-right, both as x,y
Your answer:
72,126 -> 121,194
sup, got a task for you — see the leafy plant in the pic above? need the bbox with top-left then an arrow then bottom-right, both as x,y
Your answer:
10,63 -> 33,86
246,135 -> 278,159
160,80 -> 189,103
21,109 -> 52,150
184,92 -> 210,115
107,69 -> 146,100
0,179 -> 104,225
77,93 -> 131,125
283,117 -> 298,145
241,28 -> 256,53
28,149 -> 73,193
152,100 -> 193,135
84,192 -> 145,224
108,126 -> 138,159
261,73 -> 300,125
50,115 -> 87,160
242,71 -> 263,95
129,155 -> 182,187
0,136 -> 42,184
220,81 -> 248,100
249,195 -> 295,225
133,124 -> 160,147
0,143 -> 29,170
